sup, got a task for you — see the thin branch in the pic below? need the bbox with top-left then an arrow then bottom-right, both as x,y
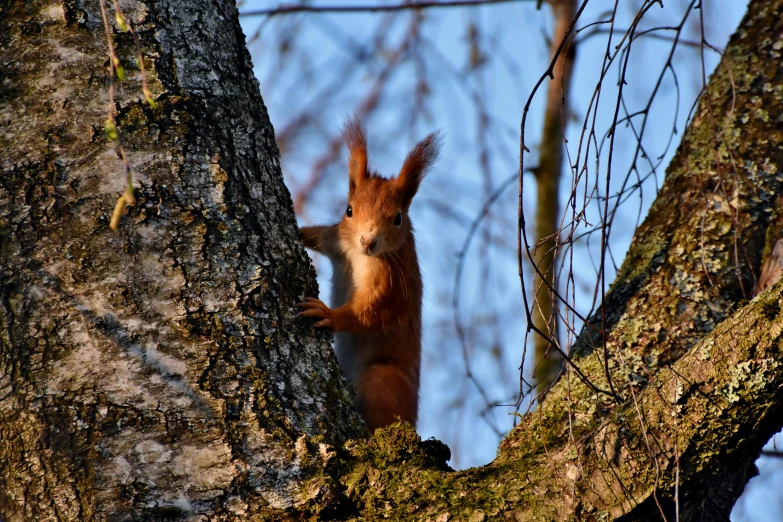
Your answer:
241,0 -> 534,17
99,0 -> 136,230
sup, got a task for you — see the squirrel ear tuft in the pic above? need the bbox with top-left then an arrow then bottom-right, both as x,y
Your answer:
397,130 -> 443,205
343,117 -> 368,193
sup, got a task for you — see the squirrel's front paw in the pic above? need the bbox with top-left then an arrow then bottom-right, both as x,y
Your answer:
298,297 -> 334,329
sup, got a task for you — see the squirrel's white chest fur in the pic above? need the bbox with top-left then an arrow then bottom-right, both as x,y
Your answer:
330,251 -> 376,385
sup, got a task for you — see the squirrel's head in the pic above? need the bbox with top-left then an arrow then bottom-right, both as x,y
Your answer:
338,117 -> 442,257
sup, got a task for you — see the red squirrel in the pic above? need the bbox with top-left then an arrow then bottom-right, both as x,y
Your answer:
298,118 -> 442,433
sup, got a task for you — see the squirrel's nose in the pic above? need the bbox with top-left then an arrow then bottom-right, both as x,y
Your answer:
360,235 -> 377,251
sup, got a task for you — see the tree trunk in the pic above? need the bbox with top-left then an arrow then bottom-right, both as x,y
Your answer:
0,0 -> 362,519
532,0 -> 576,399
1,0 -> 783,521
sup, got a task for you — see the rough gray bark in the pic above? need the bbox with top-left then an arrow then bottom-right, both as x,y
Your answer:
0,0 -> 362,519
1,0 -> 783,520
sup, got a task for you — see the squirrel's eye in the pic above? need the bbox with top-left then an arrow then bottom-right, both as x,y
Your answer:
346,205 -> 353,218
393,212 -> 402,226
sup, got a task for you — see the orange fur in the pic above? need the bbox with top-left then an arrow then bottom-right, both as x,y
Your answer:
299,119 -> 442,433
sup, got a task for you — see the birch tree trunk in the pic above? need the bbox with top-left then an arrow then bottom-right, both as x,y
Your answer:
2,0 -> 783,521
0,1 -> 363,519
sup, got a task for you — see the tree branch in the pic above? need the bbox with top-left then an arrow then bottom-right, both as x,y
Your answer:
240,0 -> 534,17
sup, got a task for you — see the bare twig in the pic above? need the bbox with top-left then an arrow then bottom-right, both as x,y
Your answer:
242,0 -> 534,17
98,0 -> 135,230
99,0 -> 156,230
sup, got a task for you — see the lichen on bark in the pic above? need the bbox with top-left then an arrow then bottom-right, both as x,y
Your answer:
497,0 -> 783,516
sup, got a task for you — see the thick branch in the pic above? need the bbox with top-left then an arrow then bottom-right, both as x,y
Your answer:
504,0 -> 783,516
319,280 -> 783,521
